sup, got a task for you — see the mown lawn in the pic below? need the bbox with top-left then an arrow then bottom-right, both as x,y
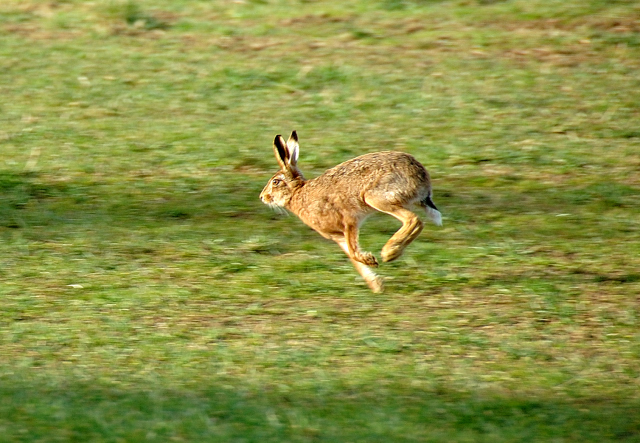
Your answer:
1,0 -> 639,441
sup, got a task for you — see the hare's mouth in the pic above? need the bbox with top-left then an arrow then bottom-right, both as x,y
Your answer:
266,202 -> 288,216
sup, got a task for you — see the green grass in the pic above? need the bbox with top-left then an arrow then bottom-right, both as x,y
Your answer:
1,0 -> 639,441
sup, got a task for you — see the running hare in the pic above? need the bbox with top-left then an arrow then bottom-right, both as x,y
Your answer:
260,131 -> 442,293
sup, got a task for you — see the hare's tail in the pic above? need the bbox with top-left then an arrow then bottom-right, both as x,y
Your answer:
422,194 -> 442,227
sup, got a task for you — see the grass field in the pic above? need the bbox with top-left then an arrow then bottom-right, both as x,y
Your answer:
1,0 -> 639,441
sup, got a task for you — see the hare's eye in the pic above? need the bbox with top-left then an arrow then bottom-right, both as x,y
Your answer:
272,179 -> 281,186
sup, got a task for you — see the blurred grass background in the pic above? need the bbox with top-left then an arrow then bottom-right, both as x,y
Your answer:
1,0 -> 639,441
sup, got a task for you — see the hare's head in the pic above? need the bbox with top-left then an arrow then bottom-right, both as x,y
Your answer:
260,131 -> 305,209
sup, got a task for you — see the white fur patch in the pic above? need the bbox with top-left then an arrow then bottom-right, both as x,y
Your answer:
359,263 -> 379,280
427,207 -> 443,226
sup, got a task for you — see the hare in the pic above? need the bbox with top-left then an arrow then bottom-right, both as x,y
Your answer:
260,131 -> 442,293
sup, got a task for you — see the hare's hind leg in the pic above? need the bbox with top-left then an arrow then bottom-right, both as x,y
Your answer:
381,208 -> 424,263
366,198 -> 424,263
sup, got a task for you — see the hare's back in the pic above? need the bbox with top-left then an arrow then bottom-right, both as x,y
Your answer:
310,151 -> 431,201
321,151 -> 428,183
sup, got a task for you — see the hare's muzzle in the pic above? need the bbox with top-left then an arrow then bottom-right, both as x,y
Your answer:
259,188 -> 271,204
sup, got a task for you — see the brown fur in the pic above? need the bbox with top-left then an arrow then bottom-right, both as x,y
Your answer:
260,131 -> 442,292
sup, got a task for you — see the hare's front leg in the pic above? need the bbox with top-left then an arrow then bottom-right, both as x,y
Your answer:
336,238 -> 384,293
343,224 -> 378,267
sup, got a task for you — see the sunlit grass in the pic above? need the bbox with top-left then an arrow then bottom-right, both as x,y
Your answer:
1,0 -> 639,441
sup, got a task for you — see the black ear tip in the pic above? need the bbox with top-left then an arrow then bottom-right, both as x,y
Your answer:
274,134 -> 283,144
291,130 -> 298,140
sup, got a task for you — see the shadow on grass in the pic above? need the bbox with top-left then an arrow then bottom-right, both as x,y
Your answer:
0,170 -> 268,232
4,169 -> 638,231
0,376 -> 638,442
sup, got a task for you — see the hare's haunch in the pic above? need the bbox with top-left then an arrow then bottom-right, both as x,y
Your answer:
260,131 -> 442,293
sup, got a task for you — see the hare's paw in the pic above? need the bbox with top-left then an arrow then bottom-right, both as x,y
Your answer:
367,276 -> 384,293
381,244 -> 405,263
358,252 -> 379,267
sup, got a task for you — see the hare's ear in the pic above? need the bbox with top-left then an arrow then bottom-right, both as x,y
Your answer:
273,134 -> 290,171
287,131 -> 299,167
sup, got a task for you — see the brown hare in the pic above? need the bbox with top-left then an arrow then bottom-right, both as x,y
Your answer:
260,131 -> 442,293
